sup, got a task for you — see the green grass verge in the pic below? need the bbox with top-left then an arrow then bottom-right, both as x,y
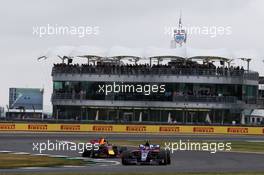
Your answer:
0,153 -> 86,169
230,141 -> 264,152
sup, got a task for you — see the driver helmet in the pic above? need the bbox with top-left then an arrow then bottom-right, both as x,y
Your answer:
99,138 -> 106,145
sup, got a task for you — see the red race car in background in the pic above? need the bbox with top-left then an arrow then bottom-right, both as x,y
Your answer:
82,138 -> 127,158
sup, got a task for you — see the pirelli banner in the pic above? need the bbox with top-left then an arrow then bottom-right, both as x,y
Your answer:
0,123 -> 263,135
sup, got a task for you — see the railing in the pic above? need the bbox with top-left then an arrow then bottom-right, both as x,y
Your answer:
1,118 -> 264,126
52,92 -> 238,104
172,96 -> 237,103
52,66 -> 259,80
257,99 -> 264,106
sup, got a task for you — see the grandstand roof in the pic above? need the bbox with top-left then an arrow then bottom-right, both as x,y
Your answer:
251,109 -> 264,117
69,45 -> 106,58
107,46 -> 142,59
38,46 -> 75,60
187,48 -> 231,60
144,47 -> 186,59
39,46 -> 258,62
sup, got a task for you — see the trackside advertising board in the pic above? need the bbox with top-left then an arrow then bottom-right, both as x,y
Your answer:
0,123 -> 263,135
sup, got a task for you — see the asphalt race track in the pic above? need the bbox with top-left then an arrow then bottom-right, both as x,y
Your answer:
0,132 -> 264,173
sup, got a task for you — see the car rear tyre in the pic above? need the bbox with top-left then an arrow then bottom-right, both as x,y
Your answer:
82,149 -> 91,157
90,150 -> 95,158
158,150 -> 168,165
166,150 -> 171,165
121,151 -> 130,165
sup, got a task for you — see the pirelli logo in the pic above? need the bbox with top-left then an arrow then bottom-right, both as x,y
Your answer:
193,127 -> 214,133
227,128 -> 248,133
159,127 -> 180,132
60,125 -> 80,131
92,125 -> 113,132
126,126 -> 146,132
28,124 -> 47,130
0,124 -> 15,130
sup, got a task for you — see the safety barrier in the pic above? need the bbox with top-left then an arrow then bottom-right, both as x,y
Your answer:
0,123 -> 263,135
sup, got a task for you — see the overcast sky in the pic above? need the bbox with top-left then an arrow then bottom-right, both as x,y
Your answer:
0,0 -> 263,112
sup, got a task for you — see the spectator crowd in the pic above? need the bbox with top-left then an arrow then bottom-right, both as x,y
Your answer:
52,60 -> 247,77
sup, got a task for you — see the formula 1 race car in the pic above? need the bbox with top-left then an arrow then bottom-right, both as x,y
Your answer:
121,142 -> 171,165
82,138 -> 127,158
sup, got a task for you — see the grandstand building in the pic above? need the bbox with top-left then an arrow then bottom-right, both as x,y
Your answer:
50,46 -> 260,124
47,17 -> 261,124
